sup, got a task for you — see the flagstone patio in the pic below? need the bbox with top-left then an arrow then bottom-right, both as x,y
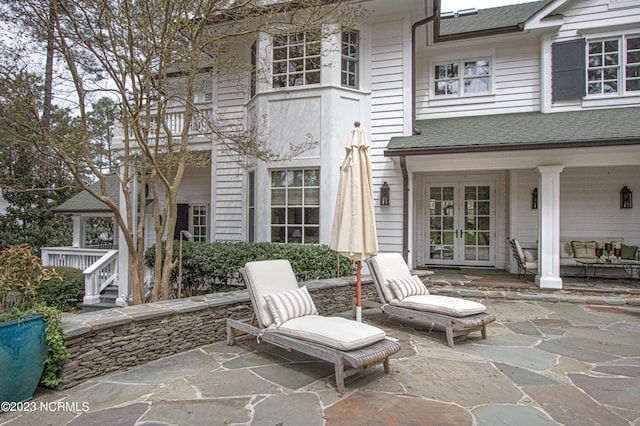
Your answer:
2,294 -> 639,426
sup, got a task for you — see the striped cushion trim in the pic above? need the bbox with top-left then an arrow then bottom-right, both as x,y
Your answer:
264,286 -> 318,327
387,276 -> 429,301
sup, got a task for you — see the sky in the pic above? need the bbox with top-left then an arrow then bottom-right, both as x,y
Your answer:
441,0 -> 535,12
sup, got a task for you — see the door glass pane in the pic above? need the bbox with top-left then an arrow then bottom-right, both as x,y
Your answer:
462,185 -> 491,262
429,186 -> 455,261
477,247 -> 490,261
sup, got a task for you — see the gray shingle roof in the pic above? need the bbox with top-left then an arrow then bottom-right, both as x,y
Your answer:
387,108 -> 640,154
439,0 -> 552,36
55,174 -> 120,214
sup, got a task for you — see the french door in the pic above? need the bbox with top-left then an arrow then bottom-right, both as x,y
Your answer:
425,182 -> 494,266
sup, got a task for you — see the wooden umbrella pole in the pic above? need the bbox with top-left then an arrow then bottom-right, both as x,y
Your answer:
356,260 -> 362,322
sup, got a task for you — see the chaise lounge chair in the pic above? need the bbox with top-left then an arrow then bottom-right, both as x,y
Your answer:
226,259 -> 401,394
365,253 -> 496,347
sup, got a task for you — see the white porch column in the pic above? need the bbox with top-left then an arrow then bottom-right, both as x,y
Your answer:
536,165 -> 564,289
72,216 -> 87,248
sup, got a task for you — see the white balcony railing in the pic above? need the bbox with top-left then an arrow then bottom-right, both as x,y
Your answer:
113,108 -> 214,150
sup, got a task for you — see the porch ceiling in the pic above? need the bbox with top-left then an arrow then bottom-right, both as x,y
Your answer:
386,107 -> 640,157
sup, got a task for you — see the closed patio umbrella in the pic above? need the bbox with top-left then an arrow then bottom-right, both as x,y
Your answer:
330,121 -> 378,322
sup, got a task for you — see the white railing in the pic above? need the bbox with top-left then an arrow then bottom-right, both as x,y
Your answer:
41,247 -> 119,306
41,247 -> 111,270
82,250 -> 119,305
147,108 -> 214,137
112,108 -> 215,151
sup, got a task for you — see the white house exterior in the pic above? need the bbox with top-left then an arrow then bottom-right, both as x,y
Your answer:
97,0 -> 640,302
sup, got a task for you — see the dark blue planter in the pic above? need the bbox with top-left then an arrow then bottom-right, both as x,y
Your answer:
0,314 -> 48,408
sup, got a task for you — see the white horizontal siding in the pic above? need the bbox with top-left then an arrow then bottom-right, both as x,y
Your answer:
214,146 -> 244,241
417,42 -> 541,119
556,0 -> 640,39
369,17 -> 407,253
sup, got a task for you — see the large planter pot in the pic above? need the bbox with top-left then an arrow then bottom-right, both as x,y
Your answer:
0,314 -> 48,408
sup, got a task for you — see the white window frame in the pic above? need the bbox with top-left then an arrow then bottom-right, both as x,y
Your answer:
191,204 -> 208,242
430,55 -> 493,99
271,32 -> 321,89
341,29 -> 359,88
270,168 -> 320,244
586,34 -> 640,97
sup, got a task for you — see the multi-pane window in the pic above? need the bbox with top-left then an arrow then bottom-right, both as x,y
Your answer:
628,37 -> 640,91
587,39 -> 620,94
271,169 -> 320,244
341,30 -> 359,88
248,171 -> 255,243
191,204 -> 208,242
434,58 -> 491,96
250,41 -> 257,97
587,35 -> 640,95
272,32 -> 321,88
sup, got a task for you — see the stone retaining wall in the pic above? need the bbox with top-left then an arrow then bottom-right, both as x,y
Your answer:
59,276 -> 377,388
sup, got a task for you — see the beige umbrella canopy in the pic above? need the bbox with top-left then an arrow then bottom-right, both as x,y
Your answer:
330,121 -> 378,321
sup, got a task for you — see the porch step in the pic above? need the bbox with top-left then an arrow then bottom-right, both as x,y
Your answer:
81,284 -> 119,312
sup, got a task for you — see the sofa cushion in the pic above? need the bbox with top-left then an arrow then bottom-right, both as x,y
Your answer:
276,315 -> 385,351
571,241 -> 597,258
621,244 -> 639,260
388,276 -> 428,300
264,286 -> 318,327
562,242 -> 574,258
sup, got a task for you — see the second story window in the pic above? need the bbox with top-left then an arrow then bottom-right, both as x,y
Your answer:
250,41 -> 257,97
433,58 -> 491,97
341,29 -> 359,88
272,32 -> 321,88
587,35 -> 640,95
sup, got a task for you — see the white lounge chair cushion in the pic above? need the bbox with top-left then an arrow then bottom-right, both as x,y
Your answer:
264,286 -> 318,327
388,276 -> 429,300
276,315 -> 386,351
370,253 -> 412,302
391,295 -> 486,317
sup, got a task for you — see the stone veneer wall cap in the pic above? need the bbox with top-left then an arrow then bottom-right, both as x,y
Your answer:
88,315 -> 133,331
125,305 -> 177,321
153,299 -> 209,314
62,324 -> 93,338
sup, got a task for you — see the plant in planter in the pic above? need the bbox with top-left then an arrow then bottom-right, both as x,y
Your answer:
0,245 -> 69,406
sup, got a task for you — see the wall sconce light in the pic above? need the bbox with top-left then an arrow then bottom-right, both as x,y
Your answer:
531,188 -> 538,209
620,186 -> 632,209
380,181 -> 390,206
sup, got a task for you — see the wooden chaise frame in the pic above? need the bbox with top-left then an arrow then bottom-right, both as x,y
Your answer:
227,264 -> 401,394
365,255 -> 496,347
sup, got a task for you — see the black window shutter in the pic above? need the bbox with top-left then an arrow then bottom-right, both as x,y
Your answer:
174,204 -> 189,240
552,38 -> 586,101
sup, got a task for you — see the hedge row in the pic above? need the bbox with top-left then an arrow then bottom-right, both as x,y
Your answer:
144,242 -> 356,293
38,266 -> 85,312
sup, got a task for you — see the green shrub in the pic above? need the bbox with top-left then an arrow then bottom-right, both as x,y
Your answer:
145,241 -> 356,295
36,266 -> 84,312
